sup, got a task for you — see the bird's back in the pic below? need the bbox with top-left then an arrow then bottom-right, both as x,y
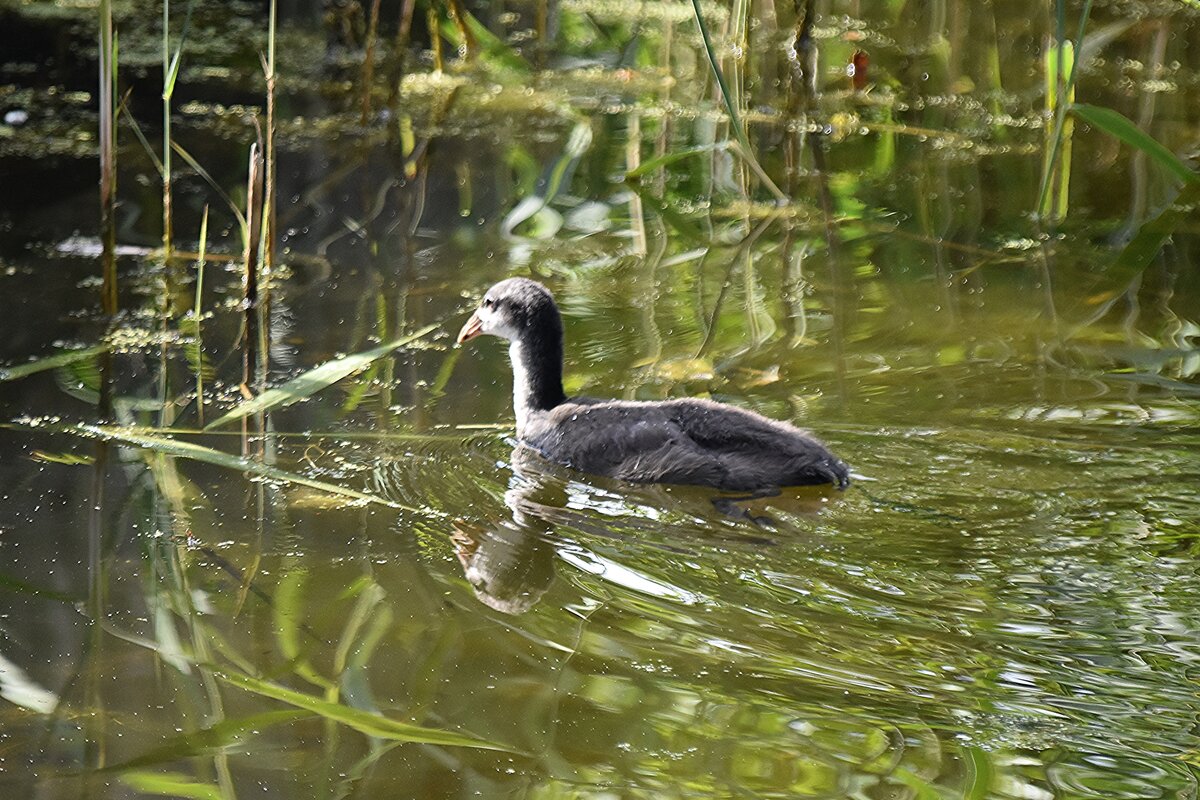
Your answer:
521,397 -> 849,491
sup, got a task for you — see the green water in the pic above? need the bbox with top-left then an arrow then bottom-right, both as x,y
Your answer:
1,0 -> 1200,797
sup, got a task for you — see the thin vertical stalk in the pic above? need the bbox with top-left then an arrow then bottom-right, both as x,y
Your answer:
243,141 -> 264,310
84,441 -> 109,783
242,139 -> 265,450
626,113 -> 646,255
429,6 -> 444,72
162,0 -> 172,258
194,205 -> 208,425
397,0 -> 417,52
445,0 -> 478,59
789,0 -> 818,99
1040,39 -> 1074,222
1035,0 -> 1093,222
1128,21 -> 1170,226
160,0 -> 194,259
361,0 -> 382,124
158,260 -> 173,430
536,0 -> 548,68
690,0 -> 786,202
653,17 -> 674,197
387,0 -> 418,110
262,0 -> 278,391
99,0 -> 118,315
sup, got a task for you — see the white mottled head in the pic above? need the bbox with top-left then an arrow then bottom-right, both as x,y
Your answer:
456,277 -> 561,345
456,278 -> 567,430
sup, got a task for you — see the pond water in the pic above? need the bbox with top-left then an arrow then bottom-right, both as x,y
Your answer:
2,0 -> 1200,797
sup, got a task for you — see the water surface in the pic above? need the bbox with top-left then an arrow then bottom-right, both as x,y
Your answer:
1,1 -> 1199,797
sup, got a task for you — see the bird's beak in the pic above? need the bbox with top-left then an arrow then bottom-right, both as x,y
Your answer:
456,310 -> 483,344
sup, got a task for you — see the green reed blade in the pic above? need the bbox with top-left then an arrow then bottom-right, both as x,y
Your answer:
191,205 -> 210,423
275,568 -> 335,691
1113,179 -> 1200,276
215,671 -> 517,751
0,571 -> 77,603
1040,40 -> 1074,221
1072,103 -> 1199,185
101,710 -> 308,772
162,0 -> 194,101
689,0 -> 787,203
122,109 -> 165,176
120,772 -> 222,800
625,142 -> 731,180
439,7 -> 530,74
0,346 -> 107,382
172,140 -> 249,237
204,322 -> 439,430
74,424 -> 410,510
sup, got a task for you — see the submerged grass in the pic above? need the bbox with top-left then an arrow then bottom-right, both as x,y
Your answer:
101,710 -> 309,773
215,671 -> 517,751
67,424 -> 411,510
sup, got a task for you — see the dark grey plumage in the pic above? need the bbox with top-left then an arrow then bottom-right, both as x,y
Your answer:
458,277 -> 850,492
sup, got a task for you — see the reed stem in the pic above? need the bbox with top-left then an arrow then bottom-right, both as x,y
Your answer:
689,0 -> 787,203
429,6 -> 444,72
361,0 -> 382,124
99,0 -> 118,314
162,0 -> 173,258
194,205 -> 208,425
262,0 -> 278,386
1035,0 -> 1093,222
244,140 -> 263,309
242,137 -> 265,452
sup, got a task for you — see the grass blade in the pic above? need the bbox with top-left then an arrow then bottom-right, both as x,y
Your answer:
215,671 -> 516,751
102,710 -> 307,772
689,0 -> 786,202
275,568 -> 335,691
191,205 -> 210,424
625,142 -> 731,181
0,346 -> 107,382
172,140 -> 249,237
1113,179 -> 1200,275
439,7 -> 530,74
73,424 -> 411,510
0,571 -> 78,603
1072,103 -> 1199,185
162,0 -> 196,101
120,772 -> 221,800
204,323 -> 439,430
121,109 -> 165,176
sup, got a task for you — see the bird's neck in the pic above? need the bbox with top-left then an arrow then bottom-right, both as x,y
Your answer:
509,335 -> 566,436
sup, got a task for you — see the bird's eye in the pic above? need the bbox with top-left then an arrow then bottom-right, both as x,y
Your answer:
482,297 -> 494,309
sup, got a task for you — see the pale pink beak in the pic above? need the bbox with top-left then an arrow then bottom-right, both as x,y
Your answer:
456,310 -> 483,344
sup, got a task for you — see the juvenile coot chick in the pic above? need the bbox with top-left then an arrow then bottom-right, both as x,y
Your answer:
457,278 -> 850,492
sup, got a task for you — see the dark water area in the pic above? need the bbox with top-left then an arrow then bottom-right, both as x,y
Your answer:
1,0 -> 1200,797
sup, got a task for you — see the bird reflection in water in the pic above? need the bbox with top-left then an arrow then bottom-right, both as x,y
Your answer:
449,444 -> 841,615
449,444 -> 567,614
